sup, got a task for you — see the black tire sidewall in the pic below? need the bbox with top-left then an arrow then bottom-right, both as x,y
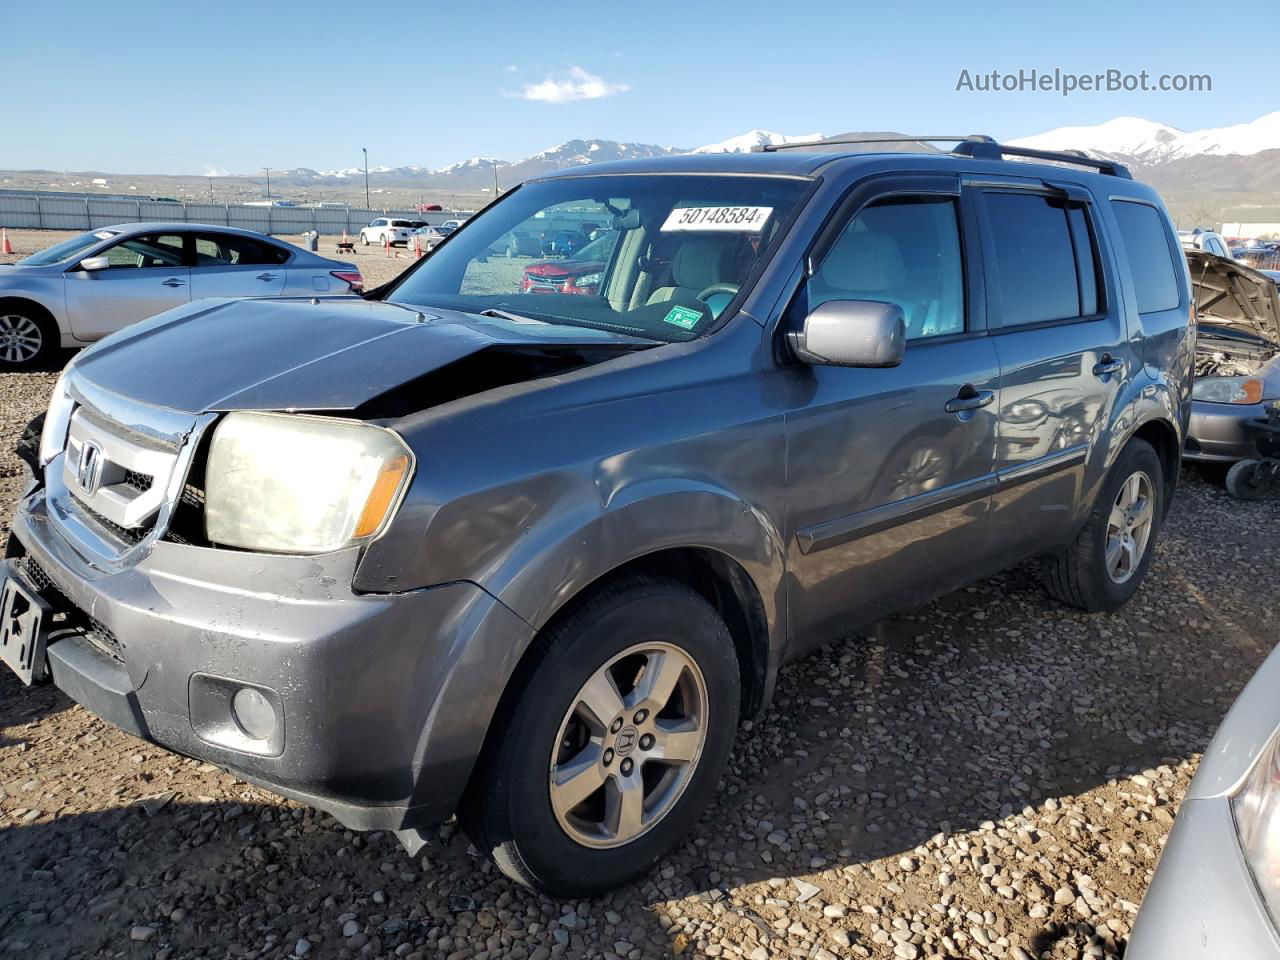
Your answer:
1083,441 -> 1164,608
484,581 -> 740,896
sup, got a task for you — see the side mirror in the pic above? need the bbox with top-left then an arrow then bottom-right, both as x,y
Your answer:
790,299 -> 906,367
79,255 -> 111,272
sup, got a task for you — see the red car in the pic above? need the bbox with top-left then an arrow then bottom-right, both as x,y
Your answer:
520,232 -> 617,296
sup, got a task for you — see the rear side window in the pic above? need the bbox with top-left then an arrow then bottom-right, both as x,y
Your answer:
1110,201 -> 1180,313
194,234 -> 289,266
985,192 -> 1100,326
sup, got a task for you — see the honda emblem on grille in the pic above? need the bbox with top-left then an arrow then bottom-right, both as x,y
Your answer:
76,441 -> 104,494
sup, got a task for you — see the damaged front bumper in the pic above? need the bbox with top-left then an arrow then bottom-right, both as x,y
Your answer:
1185,399 -> 1268,462
5,484 -> 532,831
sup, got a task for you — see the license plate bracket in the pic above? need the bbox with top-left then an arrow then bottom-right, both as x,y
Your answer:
0,563 -> 53,685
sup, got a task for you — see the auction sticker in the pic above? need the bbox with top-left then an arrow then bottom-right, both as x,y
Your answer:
661,206 -> 772,233
663,306 -> 703,330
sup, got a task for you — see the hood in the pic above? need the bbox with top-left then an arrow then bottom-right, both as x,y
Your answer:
70,296 -> 654,415
525,259 -> 603,278
1188,249 -> 1280,345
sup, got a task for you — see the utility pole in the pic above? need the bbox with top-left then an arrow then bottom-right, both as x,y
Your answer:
264,167 -> 271,199
363,147 -> 370,210
493,165 -> 499,197
208,177 -> 214,202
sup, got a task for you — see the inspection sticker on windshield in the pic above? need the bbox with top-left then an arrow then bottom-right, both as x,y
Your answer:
661,206 -> 773,233
663,306 -> 703,330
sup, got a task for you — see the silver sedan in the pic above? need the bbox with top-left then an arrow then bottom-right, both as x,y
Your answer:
0,223 -> 362,369
1185,251 -> 1280,466
1128,642 -> 1280,957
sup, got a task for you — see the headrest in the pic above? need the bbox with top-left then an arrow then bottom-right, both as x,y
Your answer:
672,236 -> 737,290
819,231 -> 907,293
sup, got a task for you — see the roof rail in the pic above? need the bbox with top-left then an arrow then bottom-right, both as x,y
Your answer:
756,134 -> 994,153
950,139 -> 1133,179
756,133 -> 1133,179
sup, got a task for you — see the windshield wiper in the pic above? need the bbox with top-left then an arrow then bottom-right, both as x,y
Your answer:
478,307 -> 548,325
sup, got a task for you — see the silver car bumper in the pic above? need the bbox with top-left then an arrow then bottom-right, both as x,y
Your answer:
1127,797 -> 1280,956
1185,399 -> 1267,462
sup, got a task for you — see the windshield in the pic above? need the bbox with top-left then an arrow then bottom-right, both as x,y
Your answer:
387,174 -> 809,341
17,229 -> 121,266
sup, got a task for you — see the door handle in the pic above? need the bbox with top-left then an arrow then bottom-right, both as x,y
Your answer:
161,278 -> 186,287
1093,354 -> 1124,377
256,273 -> 278,282
945,386 -> 995,414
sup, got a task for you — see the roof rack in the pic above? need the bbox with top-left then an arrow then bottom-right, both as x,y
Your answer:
756,135 -> 992,152
950,139 -> 1132,179
757,134 -> 1132,179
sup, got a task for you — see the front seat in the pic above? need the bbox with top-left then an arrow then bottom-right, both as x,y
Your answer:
810,231 -> 926,335
647,236 -> 740,306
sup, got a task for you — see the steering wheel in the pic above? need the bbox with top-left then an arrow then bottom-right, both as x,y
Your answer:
696,283 -> 740,302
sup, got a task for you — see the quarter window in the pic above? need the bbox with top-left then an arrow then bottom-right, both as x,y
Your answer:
811,196 -> 965,340
1110,200 -> 1180,313
986,192 -> 1099,326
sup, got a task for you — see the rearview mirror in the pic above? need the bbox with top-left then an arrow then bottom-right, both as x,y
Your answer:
79,255 -> 110,272
790,299 -> 906,367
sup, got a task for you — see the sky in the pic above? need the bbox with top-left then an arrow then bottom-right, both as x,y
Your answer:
2,0 -> 1276,174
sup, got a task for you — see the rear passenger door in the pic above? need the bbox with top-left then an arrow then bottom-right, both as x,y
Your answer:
976,182 -> 1130,563
188,232 -> 289,300
784,175 -> 1002,647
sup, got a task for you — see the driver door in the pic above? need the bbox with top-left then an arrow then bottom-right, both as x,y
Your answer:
64,232 -> 189,340
783,176 -> 1002,649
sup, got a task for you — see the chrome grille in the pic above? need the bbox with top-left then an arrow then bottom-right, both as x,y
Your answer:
45,378 -> 211,570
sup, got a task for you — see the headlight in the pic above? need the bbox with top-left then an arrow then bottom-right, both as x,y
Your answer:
204,412 -> 413,554
1232,729 -> 1280,924
571,272 -> 602,288
1193,376 -> 1265,404
39,368 -> 76,466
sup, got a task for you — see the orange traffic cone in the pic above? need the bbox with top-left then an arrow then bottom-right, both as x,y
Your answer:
384,235 -> 391,258
414,235 -> 423,260
1,228 -> 12,255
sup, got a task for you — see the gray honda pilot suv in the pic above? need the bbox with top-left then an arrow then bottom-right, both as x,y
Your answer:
2,139 -> 1193,896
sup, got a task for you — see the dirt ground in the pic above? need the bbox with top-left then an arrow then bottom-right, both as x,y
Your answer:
2,229 -> 1280,960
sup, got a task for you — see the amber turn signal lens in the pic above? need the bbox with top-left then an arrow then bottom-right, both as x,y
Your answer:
1242,379 -> 1265,404
354,454 -> 410,538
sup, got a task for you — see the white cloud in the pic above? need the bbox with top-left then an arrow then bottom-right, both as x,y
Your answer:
504,64 -> 518,72
205,167 -> 230,177
513,66 -> 629,104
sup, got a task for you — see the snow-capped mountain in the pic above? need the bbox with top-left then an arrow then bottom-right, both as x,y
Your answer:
693,130 -> 825,154
1009,112 -> 1280,164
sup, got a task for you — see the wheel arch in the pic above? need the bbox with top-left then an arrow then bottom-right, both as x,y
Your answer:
1130,415 -> 1181,515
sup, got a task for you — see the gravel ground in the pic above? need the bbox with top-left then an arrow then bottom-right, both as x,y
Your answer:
3,230 -> 1280,960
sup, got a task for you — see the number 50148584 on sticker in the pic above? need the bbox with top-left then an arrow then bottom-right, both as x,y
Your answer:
661,206 -> 773,232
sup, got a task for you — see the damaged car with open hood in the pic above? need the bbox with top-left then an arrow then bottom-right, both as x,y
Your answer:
1,143 -> 1194,896
1185,249 -> 1280,493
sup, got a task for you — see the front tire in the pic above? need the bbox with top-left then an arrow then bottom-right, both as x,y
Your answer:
1041,438 -> 1163,612
0,304 -> 57,370
361,232 -> 370,246
461,576 -> 741,897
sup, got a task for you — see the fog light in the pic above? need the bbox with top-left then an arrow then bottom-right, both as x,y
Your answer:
232,687 -> 276,741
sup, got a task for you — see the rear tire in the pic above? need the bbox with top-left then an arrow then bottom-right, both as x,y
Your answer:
1041,438 -> 1163,612
460,576 -> 741,897
0,302 -> 58,370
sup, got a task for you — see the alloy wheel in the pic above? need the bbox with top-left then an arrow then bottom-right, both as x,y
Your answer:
549,642 -> 708,849
1105,470 -> 1154,584
0,314 -> 42,364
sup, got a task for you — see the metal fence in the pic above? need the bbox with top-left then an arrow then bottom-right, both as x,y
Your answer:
0,191 -> 472,236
